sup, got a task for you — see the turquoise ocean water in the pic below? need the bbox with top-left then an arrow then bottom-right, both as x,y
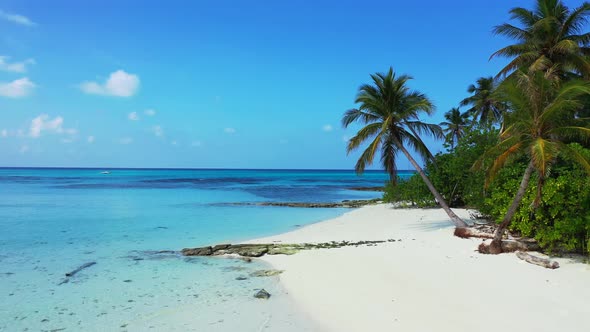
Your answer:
0,168 -> 409,331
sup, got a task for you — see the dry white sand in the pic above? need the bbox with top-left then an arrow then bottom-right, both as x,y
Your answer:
249,204 -> 590,332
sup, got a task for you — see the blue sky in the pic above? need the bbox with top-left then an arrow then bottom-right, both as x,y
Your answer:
0,0 -> 584,169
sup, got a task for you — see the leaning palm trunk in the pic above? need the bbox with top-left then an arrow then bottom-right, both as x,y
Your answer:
488,161 -> 535,254
397,143 -> 468,228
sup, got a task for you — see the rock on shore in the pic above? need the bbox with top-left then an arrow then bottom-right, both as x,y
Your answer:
181,240 -> 392,258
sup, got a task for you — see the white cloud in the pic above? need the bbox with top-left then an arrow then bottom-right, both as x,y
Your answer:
224,127 -> 236,134
144,109 -> 156,116
19,145 -> 29,154
128,111 -> 139,121
1,129 -> 7,137
87,135 -> 95,143
28,114 -> 77,139
119,137 -> 133,144
0,77 -> 35,98
80,70 -> 139,97
322,124 -> 333,132
152,125 -> 164,137
30,114 -> 63,138
171,140 -> 178,146
0,56 -> 35,73
61,138 -> 74,144
342,135 -> 350,143
191,140 -> 202,147
0,10 -> 36,26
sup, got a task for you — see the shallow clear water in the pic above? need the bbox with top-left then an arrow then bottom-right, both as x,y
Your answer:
0,168 -> 400,331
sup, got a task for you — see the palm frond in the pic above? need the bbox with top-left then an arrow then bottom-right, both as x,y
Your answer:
509,7 -> 538,27
493,23 -> 530,41
530,138 -> 559,178
559,142 -> 590,174
559,3 -> 590,37
346,122 -> 384,154
398,127 -> 435,164
341,108 -> 380,128
486,141 -> 525,186
473,135 -> 520,171
380,135 -> 398,183
550,125 -> 590,142
353,133 -> 383,175
405,121 -> 444,140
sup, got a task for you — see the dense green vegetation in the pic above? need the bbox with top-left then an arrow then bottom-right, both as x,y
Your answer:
481,145 -> 590,254
361,0 -> 590,255
384,126 -> 498,209
384,125 -> 590,255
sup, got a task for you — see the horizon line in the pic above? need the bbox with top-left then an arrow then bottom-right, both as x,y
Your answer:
0,166 -> 417,172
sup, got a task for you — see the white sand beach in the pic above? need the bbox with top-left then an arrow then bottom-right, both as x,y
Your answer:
250,204 -> 590,332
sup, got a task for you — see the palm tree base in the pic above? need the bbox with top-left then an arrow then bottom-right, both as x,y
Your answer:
488,239 -> 503,254
478,238 -> 537,254
477,241 -> 502,254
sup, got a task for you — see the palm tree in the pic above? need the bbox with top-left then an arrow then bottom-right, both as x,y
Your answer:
491,0 -> 590,78
476,69 -> 590,254
343,67 -> 468,228
440,107 -> 470,148
460,77 -> 504,125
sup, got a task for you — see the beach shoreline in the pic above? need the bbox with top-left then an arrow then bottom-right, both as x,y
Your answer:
248,204 -> 590,332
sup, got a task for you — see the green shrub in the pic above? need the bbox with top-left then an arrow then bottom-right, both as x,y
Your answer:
383,176 -> 434,207
483,144 -> 590,255
427,128 -> 498,208
384,126 -> 498,209
382,123 -> 590,255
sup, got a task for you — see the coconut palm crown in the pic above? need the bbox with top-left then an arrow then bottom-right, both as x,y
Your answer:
441,107 -> 470,148
460,77 -> 505,125
482,70 -> 590,188
491,0 -> 590,78
343,67 -> 468,228
342,67 -> 441,184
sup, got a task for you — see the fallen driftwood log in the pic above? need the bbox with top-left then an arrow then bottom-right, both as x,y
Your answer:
515,251 -> 559,269
454,227 -> 494,239
455,224 -> 544,254
182,240 -> 396,258
65,262 -> 97,277
478,239 -> 540,254
58,261 -> 97,285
